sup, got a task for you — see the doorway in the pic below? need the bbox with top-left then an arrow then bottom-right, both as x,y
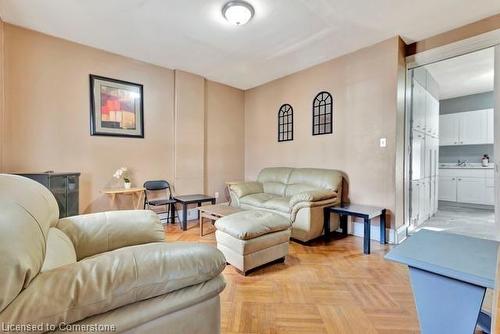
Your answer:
407,47 -> 496,240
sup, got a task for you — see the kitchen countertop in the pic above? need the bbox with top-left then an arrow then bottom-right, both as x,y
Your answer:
439,163 -> 494,169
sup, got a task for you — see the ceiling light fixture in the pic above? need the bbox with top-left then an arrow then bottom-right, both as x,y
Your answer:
222,1 -> 255,26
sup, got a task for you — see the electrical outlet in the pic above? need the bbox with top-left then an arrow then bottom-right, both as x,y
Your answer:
379,138 -> 387,148
214,192 -> 219,199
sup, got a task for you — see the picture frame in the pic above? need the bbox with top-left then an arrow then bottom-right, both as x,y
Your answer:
89,74 -> 144,138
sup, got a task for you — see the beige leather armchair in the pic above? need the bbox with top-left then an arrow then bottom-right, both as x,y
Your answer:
0,174 -> 226,333
229,167 -> 346,242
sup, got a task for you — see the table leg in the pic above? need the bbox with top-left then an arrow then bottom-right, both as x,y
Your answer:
364,218 -> 371,254
170,203 -> 176,224
199,214 -> 204,237
323,207 -> 330,241
380,209 -> 387,244
409,266 -> 486,334
135,192 -> 142,209
340,214 -> 348,235
211,199 -> 216,205
182,203 -> 188,231
197,202 -> 201,219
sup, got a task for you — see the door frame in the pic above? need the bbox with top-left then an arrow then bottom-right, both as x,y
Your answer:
399,29 -> 500,242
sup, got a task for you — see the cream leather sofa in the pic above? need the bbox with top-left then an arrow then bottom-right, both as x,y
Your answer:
0,174 -> 226,333
229,167 -> 345,242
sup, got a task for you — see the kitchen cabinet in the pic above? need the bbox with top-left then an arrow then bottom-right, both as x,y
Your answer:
419,179 -> 430,224
411,131 -> 426,180
410,180 -> 420,225
430,176 -> 438,215
438,176 -> 457,202
412,80 -> 426,132
439,109 -> 493,146
425,91 -> 439,137
438,168 -> 494,206
425,136 -> 439,178
456,177 -> 486,205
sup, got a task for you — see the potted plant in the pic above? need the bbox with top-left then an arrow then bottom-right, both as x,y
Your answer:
113,167 -> 131,189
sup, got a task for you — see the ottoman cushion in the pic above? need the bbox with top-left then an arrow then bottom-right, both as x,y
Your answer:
215,229 -> 290,255
214,210 -> 291,240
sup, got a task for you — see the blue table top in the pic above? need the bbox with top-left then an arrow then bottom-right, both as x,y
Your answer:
385,230 -> 499,288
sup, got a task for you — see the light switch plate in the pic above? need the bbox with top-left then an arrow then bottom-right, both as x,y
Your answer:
379,138 -> 387,148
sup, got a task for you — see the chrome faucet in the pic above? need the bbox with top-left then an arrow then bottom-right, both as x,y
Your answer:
457,160 -> 468,167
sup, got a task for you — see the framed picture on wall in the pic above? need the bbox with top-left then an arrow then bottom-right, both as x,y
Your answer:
89,74 -> 144,138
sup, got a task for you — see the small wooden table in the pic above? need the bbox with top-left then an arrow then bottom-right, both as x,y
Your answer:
323,204 -> 386,254
385,230 -> 498,334
102,187 -> 145,209
197,203 -> 243,236
174,194 -> 216,231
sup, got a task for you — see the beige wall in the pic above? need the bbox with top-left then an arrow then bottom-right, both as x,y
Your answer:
205,80 -> 245,202
244,37 -> 403,228
174,70 -> 205,195
1,24 -> 245,213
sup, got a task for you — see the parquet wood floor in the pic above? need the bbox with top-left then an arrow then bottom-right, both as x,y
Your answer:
165,220 -> 424,333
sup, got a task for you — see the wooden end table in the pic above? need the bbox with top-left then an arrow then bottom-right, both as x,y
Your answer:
197,203 -> 243,236
102,187 -> 145,210
173,194 -> 216,231
323,204 -> 386,254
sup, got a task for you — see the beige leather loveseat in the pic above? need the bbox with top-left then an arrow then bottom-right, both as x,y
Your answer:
0,174 -> 226,333
229,167 -> 345,242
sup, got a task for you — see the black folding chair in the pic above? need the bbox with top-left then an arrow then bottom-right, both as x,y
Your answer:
143,180 -> 178,224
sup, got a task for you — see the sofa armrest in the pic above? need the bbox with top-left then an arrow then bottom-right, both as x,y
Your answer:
57,210 -> 164,260
289,190 -> 338,207
229,181 -> 263,199
0,242 -> 226,327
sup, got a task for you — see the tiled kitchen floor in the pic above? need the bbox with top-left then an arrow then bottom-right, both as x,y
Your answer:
415,204 -> 497,241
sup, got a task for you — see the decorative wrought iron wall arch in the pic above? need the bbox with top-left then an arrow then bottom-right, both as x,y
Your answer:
312,91 -> 333,135
278,104 -> 293,142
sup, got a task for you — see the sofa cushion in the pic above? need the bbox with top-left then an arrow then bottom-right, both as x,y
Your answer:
229,181 -> 263,198
215,210 -> 291,240
0,242 -> 226,326
41,227 -> 77,272
240,193 -> 277,207
285,168 -> 343,196
257,167 -> 293,196
289,190 -> 338,207
262,197 -> 291,213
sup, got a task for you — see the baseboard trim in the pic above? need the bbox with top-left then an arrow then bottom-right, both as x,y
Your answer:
351,221 -> 396,244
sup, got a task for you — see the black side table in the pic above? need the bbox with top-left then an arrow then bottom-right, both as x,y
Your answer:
323,204 -> 387,254
173,194 -> 216,231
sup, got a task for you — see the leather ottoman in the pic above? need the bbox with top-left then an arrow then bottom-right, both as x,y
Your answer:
214,210 -> 292,275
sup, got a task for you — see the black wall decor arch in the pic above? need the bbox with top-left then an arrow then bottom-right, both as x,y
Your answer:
312,91 -> 333,135
278,104 -> 293,142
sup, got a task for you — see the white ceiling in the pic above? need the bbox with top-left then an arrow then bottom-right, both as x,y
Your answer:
1,0 -> 500,90
426,47 -> 494,100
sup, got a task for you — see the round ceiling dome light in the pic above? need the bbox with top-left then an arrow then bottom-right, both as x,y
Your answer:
222,1 -> 255,26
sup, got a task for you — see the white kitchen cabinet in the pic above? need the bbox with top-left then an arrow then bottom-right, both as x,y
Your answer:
487,108 -> 494,144
424,136 -> 439,178
419,179 -> 430,224
438,168 -> 495,206
410,180 -> 420,225
411,131 -> 426,180
438,176 -> 457,202
456,177 -> 486,205
425,92 -> 439,137
439,109 -> 493,146
430,176 -> 438,215
412,80 -> 426,132
460,111 -> 488,145
439,113 -> 460,146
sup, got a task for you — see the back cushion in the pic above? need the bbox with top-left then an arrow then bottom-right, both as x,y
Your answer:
285,168 -> 343,197
257,167 -> 293,196
0,202 -> 47,312
0,174 -> 60,312
41,228 -> 77,272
